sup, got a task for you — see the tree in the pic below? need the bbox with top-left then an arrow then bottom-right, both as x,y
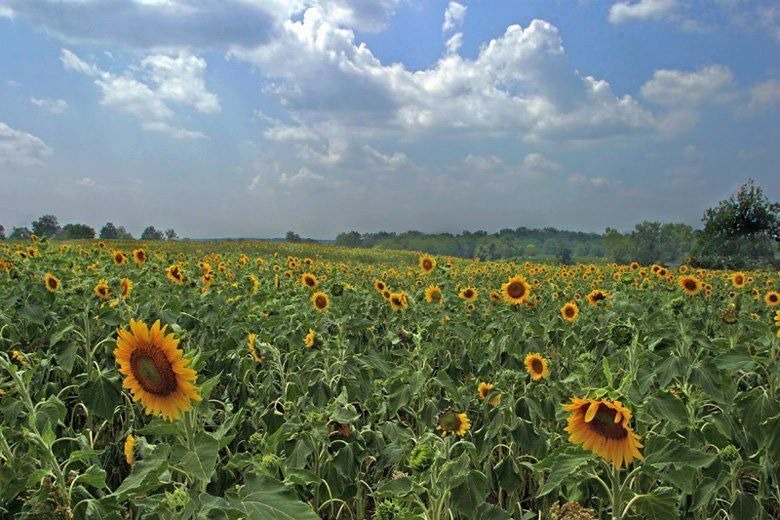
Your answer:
116,226 -> 134,240
58,223 -> 96,240
335,231 -> 363,248
0,225 -> 5,240
141,226 -> 165,241
692,180 -> 779,268
556,245 -> 573,265
165,228 -> 178,241
31,214 -> 61,237
286,231 -> 301,243
100,222 -> 119,239
10,227 -> 32,240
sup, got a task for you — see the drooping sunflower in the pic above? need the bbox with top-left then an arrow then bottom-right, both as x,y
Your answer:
124,434 -> 136,465
166,265 -> 184,285
561,301 -> 579,322
424,285 -> 442,303
562,397 -> 644,469
120,278 -> 133,299
419,254 -> 436,274
436,410 -> 471,438
764,291 -> 779,307
731,272 -> 746,288
459,287 -> 478,302
113,251 -> 127,266
44,273 -> 60,293
586,289 -> 607,306
524,353 -> 549,381
247,333 -> 261,362
311,291 -> 330,312
477,382 -> 501,406
132,249 -> 147,265
94,279 -> 111,300
677,275 -> 703,295
301,273 -> 318,289
114,319 -> 201,421
304,329 -> 316,348
502,275 -> 531,304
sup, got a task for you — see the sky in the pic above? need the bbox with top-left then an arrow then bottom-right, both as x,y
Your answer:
0,0 -> 778,239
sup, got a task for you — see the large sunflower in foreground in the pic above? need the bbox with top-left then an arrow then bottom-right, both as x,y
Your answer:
114,319 -> 201,421
502,275 -> 531,304
677,275 -> 702,295
524,353 -> 550,381
436,410 -> 471,438
563,397 -> 643,469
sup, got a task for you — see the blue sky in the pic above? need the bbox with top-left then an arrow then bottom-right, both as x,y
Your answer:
0,0 -> 778,239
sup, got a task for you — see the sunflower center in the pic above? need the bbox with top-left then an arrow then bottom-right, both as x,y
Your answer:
439,412 -> 461,430
130,347 -> 178,396
315,296 -> 327,308
564,306 -> 575,318
423,260 -> 432,270
771,294 -> 778,302
531,358 -> 544,374
507,281 -> 525,299
684,279 -> 697,291
48,279 -> 57,289
586,405 -> 628,440
465,290 -> 474,298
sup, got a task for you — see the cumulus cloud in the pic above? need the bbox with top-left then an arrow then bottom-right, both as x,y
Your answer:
746,79 -> 780,111
363,145 -> 414,171
445,32 -> 463,54
443,2 -> 467,32
30,97 -> 69,114
640,65 -> 736,106
0,122 -> 52,167
608,0 -> 678,24
142,122 -> 209,140
520,153 -> 563,179
279,166 -> 324,185
567,173 -> 609,188
464,154 -> 502,172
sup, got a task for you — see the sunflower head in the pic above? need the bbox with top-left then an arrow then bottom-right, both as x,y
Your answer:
731,272 -> 746,288
436,410 -> 471,438
424,285 -> 442,303
304,329 -> 316,348
477,381 -> 494,399
459,287 -> 477,302
586,289 -> 607,306
561,301 -> 579,322
247,333 -> 262,362
419,254 -> 436,274
389,291 -> 409,310
765,291 -> 779,307
94,279 -> 111,299
113,251 -> 126,266
563,397 -> 643,469
44,273 -> 60,293
374,279 -> 387,293
114,319 -> 201,421
502,275 -> 530,304
166,265 -> 184,285
120,278 -> 133,299
301,273 -> 318,289
311,291 -> 330,312
524,353 -> 549,381
133,249 -> 147,265
124,434 -> 136,465
678,275 -> 702,295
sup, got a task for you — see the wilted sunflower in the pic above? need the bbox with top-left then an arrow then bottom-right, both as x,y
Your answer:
94,279 -> 111,299
677,275 -> 702,295
113,251 -> 127,266
459,287 -> 478,302
561,301 -> 579,322
44,273 -> 60,293
166,265 -> 184,285
524,353 -> 549,381
124,434 -> 136,465
311,291 -> 330,312
114,319 -> 201,421
764,291 -> 779,307
731,272 -> 746,288
562,397 -> 643,469
419,254 -> 436,274
304,329 -> 316,348
301,273 -> 318,289
132,249 -> 147,265
120,278 -> 133,299
424,285 -> 442,303
436,410 -> 471,438
247,333 -> 262,362
502,275 -> 531,304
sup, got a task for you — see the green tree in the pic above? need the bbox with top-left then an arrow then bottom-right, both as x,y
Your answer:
10,227 -> 32,240
141,226 -> 165,241
286,231 -> 301,243
100,222 -> 119,239
335,231 -> 363,248
165,228 -> 178,241
0,225 -> 5,240
31,214 -> 61,237
58,223 -> 96,239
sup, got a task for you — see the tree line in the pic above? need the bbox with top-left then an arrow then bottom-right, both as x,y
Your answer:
0,216 -> 177,242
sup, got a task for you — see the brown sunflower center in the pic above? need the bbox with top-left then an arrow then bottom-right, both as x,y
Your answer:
507,281 -> 526,299
770,294 -> 779,303
305,277 -> 315,286
315,295 -> 327,308
47,278 -> 58,289
531,358 -> 544,374
422,260 -> 433,270
564,306 -> 575,318
439,412 -> 461,431
684,279 -> 698,291
464,290 -> 474,298
585,404 -> 628,440
130,346 -> 178,396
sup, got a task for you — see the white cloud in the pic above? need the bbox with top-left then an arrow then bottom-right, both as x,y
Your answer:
445,32 -> 463,54
140,53 -> 221,114
30,97 -> 69,114
77,177 -> 97,187
443,2 -> 467,32
640,65 -> 735,106
747,79 -> 780,111
0,122 -> 52,167
608,0 -> 677,24
0,6 -> 14,19
464,154 -> 502,172
520,152 -> 563,179
568,173 -> 609,187
142,121 -> 209,140
279,166 -> 324,185
363,145 -> 413,171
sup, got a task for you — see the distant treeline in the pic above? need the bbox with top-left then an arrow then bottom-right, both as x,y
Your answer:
0,216 -> 177,242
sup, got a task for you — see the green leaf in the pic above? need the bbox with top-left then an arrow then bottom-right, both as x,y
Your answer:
225,476 -> 319,519
646,392 -> 688,428
646,438 -> 716,469
730,492 -> 759,519
451,470 -> 488,519
179,433 -> 219,484
714,348 -> 755,371
35,395 -> 67,432
80,375 -> 122,420
75,464 -> 107,489
374,476 -> 414,498
536,447 -> 592,497
112,445 -> 170,501
632,487 -> 679,520
54,342 -> 79,373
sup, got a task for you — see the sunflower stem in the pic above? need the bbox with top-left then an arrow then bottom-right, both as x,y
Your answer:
610,464 -> 621,520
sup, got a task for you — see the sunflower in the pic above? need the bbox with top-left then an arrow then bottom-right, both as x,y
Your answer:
562,397 -> 644,469
436,410 -> 471,438
304,329 -> 316,348
419,254 -> 436,274
389,291 -> 409,310
459,287 -> 478,302
731,272 -> 746,288
247,333 -> 262,362
374,279 -> 387,293
132,249 -> 147,265
677,275 -> 703,295
586,289 -> 607,306
114,319 -> 201,421
764,291 -> 779,307
94,279 -> 111,299
502,275 -> 531,304
561,301 -> 579,322
113,251 -> 127,266
524,353 -> 549,381
124,434 -> 136,465
311,291 -> 330,312
424,285 -> 442,303
166,265 -> 184,285
117,278 -> 133,299
477,382 -> 501,406
301,273 -> 318,289
44,273 -> 60,293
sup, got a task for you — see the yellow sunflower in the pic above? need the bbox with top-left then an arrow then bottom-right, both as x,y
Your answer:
301,273 -> 318,289
166,265 -> 184,285
419,254 -> 436,274
94,279 -> 111,300
764,291 -> 779,307
124,434 -> 136,465
524,353 -> 549,381
389,291 -> 409,310
374,279 -> 387,293
731,272 -> 746,288
304,329 -> 316,348
44,273 -> 60,293
459,287 -> 478,302
311,291 -> 330,312
247,333 -> 261,362
436,410 -> 471,438
113,251 -> 127,266
677,275 -> 702,295
132,249 -> 147,265
561,301 -> 579,322
424,285 -> 442,303
120,278 -> 133,299
562,397 -> 644,469
114,319 -> 201,421
502,275 -> 531,304
586,289 -> 607,306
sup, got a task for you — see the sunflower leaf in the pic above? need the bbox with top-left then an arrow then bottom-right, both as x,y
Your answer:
225,475 -> 319,519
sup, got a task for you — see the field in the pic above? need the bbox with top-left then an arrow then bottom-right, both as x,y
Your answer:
0,238 -> 777,519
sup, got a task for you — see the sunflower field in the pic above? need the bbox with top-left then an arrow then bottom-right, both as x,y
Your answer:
0,237 -> 778,519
